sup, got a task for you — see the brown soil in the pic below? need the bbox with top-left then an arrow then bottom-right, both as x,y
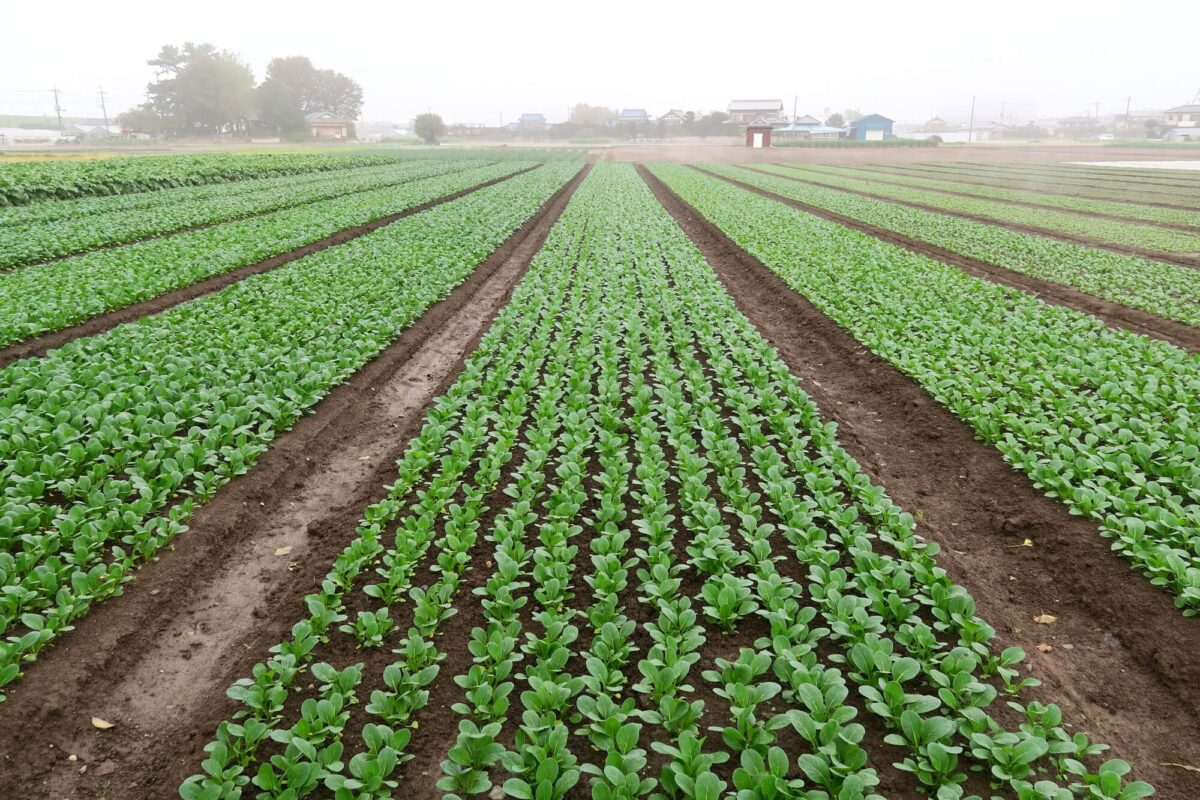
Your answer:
0,164 -> 588,800
639,164 -> 1200,799
0,165 -> 538,370
737,165 -> 1200,269
692,167 -> 1200,353
790,165 -> 1200,233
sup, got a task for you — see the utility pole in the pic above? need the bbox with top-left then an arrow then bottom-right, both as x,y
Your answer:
98,86 -> 110,131
51,87 -> 65,131
1124,95 -> 1131,138
967,95 -> 976,144
999,102 -> 1006,125
1094,100 -> 1100,118
792,95 -> 798,141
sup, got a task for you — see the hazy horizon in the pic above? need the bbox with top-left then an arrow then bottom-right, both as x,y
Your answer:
3,0 -> 1197,128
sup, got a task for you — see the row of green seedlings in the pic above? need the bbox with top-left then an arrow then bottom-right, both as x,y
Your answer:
437,212 -> 603,798
653,226 -> 1151,800
180,218 -> 580,799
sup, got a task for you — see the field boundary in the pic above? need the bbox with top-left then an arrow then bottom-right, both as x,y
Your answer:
0,163 -> 590,800
692,166 -> 1200,352
740,164 -> 1200,269
0,164 -> 540,369
639,163 -> 1200,799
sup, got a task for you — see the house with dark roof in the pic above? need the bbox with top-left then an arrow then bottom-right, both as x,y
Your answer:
306,111 -> 349,139
1164,104 -> 1200,141
728,99 -> 784,124
618,108 -> 652,124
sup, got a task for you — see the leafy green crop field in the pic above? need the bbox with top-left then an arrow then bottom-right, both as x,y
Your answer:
0,154 -> 1193,800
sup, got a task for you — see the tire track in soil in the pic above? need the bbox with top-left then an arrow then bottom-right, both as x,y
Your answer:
784,165 -> 1200,234
0,163 -> 590,800
0,164 -> 539,370
639,164 -> 1200,800
694,166 -> 1200,353
736,164 -> 1200,270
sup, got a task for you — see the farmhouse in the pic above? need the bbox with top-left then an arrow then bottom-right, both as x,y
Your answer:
618,108 -> 651,124
306,111 -> 349,139
1164,104 -> 1200,141
518,113 -> 547,131
658,109 -> 686,126
728,99 -> 784,124
848,113 -> 894,141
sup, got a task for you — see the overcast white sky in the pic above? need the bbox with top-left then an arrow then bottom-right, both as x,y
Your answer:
3,0 -> 1197,126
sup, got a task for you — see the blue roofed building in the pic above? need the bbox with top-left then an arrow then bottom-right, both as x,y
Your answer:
848,114 -> 894,141
618,108 -> 652,124
518,113 -> 547,131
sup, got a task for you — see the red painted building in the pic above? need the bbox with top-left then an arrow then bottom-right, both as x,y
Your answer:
745,122 -> 773,148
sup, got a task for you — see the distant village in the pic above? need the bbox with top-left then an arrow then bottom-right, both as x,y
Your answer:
3,96 -> 1198,147
358,97 -> 1200,147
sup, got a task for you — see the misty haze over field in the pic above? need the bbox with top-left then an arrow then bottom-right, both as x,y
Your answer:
3,0 -> 1198,126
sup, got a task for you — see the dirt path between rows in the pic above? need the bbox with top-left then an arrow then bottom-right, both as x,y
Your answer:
693,167 -> 1200,353
788,165 -> 1200,233
639,164 -> 1200,799
0,165 -> 538,370
0,164 -> 589,800
738,165 -> 1200,270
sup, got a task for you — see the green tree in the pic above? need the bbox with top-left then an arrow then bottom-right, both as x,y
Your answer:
414,113 -> 447,144
569,103 -> 616,126
146,42 -> 254,136
696,111 -> 730,136
117,104 -> 167,136
825,112 -> 845,128
256,78 -> 306,136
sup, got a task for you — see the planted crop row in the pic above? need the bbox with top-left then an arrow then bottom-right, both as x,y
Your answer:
0,151 -> 411,206
932,162 -> 1200,191
0,160 -> 581,699
180,164 -> 1151,800
654,162 -> 1200,617
798,164 -> 1200,229
0,160 -> 534,348
881,164 -> 1200,209
758,164 -> 1200,257
703,164 -> 1200,329
0,159 -> 480,268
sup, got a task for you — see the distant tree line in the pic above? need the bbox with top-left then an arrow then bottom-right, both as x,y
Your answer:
119,43 -> 363,139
